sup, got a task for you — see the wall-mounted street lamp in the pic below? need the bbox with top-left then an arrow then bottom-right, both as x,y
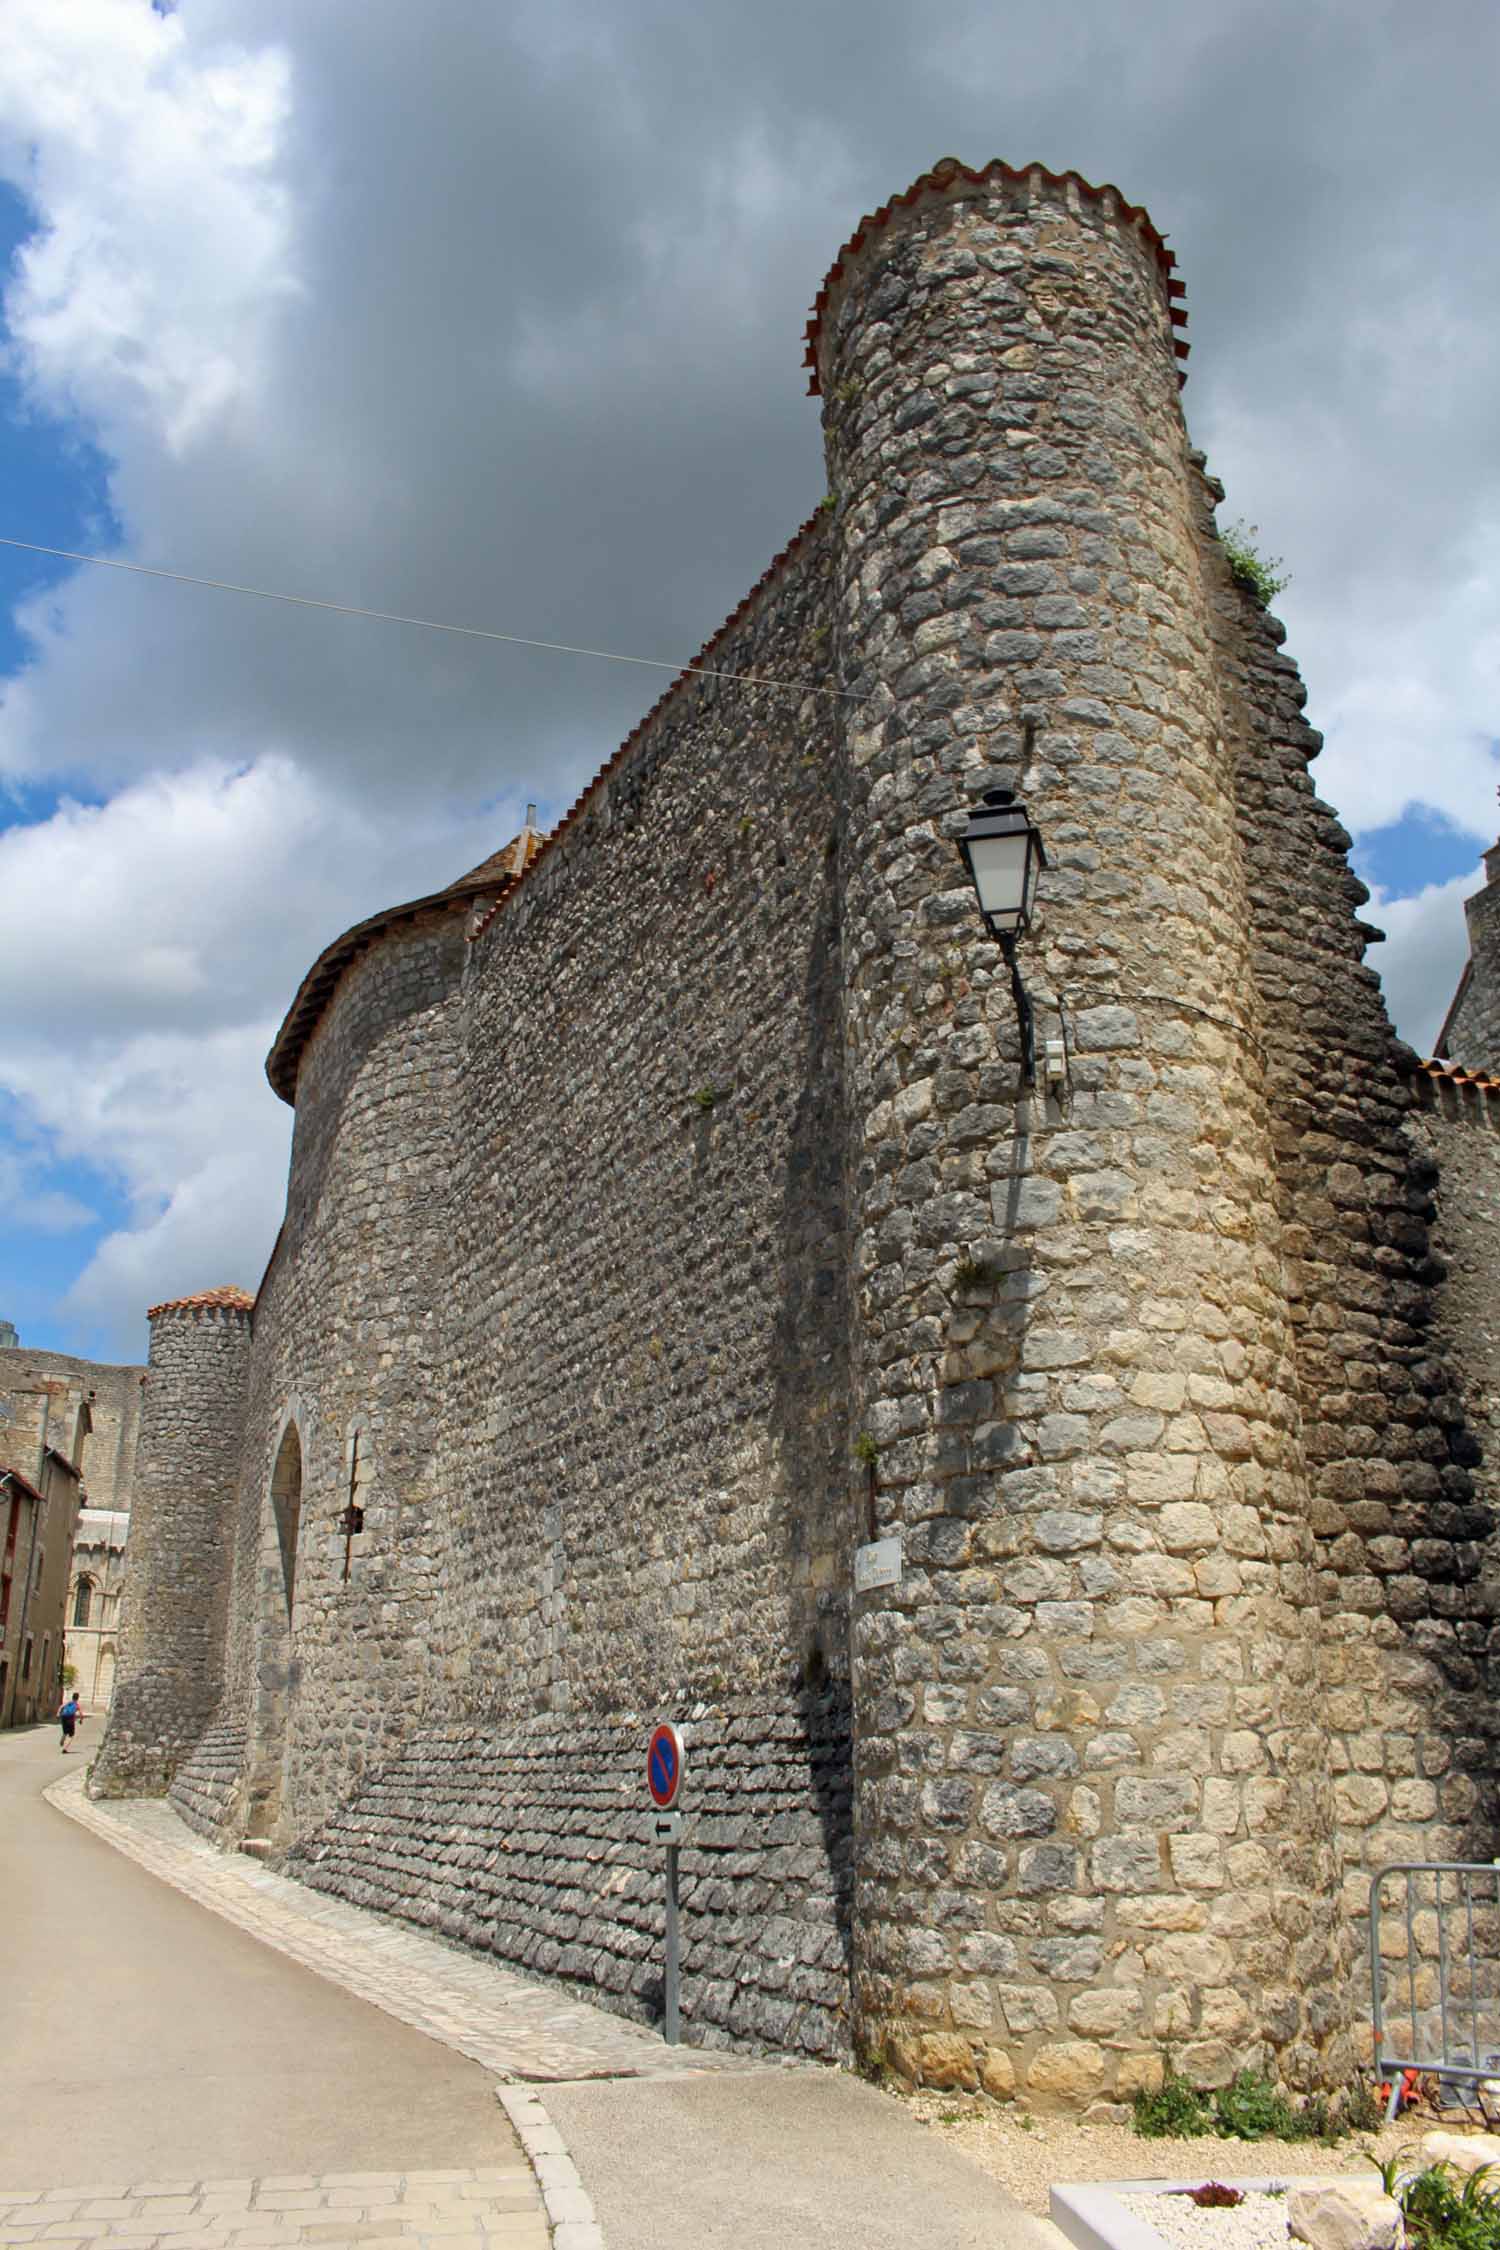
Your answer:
957,787 -> 1047,1083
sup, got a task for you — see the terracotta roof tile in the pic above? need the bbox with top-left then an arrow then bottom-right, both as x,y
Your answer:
801,156 -> 1187,397
146,1286 -> 255,1320
1414,1058 -> 1500,1094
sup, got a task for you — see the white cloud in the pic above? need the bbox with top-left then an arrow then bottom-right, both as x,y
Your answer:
1200,398 -> 1500,844
0,754 -> 535,1346
0,756 -> 381,1035
52,1039 -> 290,1334
1363,864 -> 1481,1059
0,1014 -> 291,1352
0,0 -> 295,457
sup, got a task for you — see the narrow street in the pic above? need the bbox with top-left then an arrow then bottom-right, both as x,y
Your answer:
0,1724 -> 541,2241
0,1725 -> 1048,2250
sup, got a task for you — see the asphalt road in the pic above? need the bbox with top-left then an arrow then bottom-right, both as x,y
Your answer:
0,1725 -> 517,2187
544,2070 -> 1058,2250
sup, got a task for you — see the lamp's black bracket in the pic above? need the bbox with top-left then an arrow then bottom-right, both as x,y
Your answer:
998,933 -> 1036,1086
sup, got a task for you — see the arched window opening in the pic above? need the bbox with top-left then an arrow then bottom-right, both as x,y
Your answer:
73,1577 -> 94,1628
270,1421 -> 303,1616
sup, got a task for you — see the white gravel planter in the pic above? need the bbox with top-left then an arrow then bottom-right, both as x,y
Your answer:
1051,2176 -> 1358,2250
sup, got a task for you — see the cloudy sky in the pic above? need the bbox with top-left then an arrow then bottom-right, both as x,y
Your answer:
1,0 -> 1496,1361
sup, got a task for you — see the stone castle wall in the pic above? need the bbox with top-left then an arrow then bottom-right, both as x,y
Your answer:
432,515 -> 849,1726
286,1694 -> 854,2058
220,913 -> 471,1840
98,159 -> 1500,2102
1208,547 -> 1498,2053
815,167 -> 1355,2103
220,515 -> 861,2024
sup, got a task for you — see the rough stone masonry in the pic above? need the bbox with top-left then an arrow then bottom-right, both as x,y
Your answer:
96,158 -> 1500,2106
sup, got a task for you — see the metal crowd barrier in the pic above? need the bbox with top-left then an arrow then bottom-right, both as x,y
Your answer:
1370,1860 -> 1500,2121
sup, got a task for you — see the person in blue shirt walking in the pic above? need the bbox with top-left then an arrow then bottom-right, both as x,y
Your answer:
58,1693 -> 82,1753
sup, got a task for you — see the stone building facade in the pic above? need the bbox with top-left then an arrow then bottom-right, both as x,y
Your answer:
1,1342 -> 144,1726
1,1341 -> 145,1719
67,1507 -> 130,1710
1,1431 -> 81,1729
2,1460 -> 65,1728
0,1346 -> 146,1518
97,158 -> 1500,2105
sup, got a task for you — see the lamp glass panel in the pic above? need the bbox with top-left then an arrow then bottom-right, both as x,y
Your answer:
967,829 -> 1030,925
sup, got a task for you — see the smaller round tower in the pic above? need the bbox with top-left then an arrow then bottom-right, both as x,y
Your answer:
89,1287 -> 253,1798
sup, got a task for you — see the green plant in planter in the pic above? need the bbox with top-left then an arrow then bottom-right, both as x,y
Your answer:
1219,518 -> 1290,608
1397,2161 -> 1500,2250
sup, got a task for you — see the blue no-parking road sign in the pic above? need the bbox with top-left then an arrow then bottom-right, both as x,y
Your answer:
647,1721 -> 685,1810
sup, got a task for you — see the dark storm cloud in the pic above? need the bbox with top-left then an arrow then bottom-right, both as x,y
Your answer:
7,0 -> 1497,820
0,0 -> 1495,1341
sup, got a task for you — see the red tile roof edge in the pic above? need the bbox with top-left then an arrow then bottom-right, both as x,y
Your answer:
265,833 -> 544,1105
147,1285 -> 255,1320
1414,1058 -> 1500,1096
801,156 -> 1187,399
468,506 -> 830,944
0,1461 -> 45,1506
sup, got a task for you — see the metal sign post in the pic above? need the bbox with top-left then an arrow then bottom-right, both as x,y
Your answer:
647,1723 -> 686,2046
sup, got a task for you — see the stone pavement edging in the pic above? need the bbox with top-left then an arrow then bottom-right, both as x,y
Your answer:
0,2166 -> 548,2250
495,2094 -> 604,2250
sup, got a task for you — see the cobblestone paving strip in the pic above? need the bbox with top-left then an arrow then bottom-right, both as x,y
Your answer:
494,2094 -> 603,2250
46,1774 -> 752,2087
0,2168 -> 550,2250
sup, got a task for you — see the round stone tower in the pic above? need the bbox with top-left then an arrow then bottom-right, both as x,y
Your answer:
815,162 -> 1350,2100
89,1286 -> 253,1797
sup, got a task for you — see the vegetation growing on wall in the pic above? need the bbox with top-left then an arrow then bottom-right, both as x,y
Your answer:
1219,518 -> 1290,607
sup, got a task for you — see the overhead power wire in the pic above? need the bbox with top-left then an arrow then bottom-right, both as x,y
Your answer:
0,533 -> 865,703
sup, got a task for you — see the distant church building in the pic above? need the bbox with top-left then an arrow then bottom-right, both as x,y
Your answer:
1,1334 -> 143,1724
67,1505 -> 130,1710
96,158 -> 1500,2107
1437,837 -> 1500,1073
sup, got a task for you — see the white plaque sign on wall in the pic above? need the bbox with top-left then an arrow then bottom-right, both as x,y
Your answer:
853,1535 -> 903,1594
